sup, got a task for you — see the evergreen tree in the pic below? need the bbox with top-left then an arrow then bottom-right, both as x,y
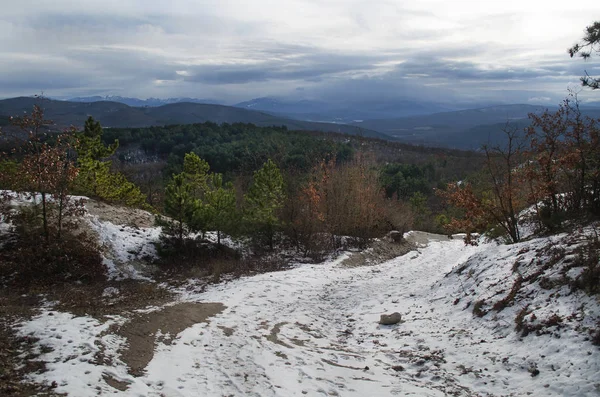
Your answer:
74,117 -> 147,208
75,117 -> 118,196
568,21 -> 600,89
244,159 -> 285,249
163,173 -> 194,243
183,152 -> 210,196
183,152 -> 211,235
203,173 -> 237,245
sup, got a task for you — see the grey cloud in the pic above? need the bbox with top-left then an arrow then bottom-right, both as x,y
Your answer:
182,51 -> 388,85
0,1 -> 597,106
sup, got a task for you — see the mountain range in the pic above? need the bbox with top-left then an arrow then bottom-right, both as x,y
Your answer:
233,97 -> 454,122
67,96 -> 223,108
66,95 -> 457,123
0,97 -> 388,140
352,104 -> 600,149
3,96 -> 600,150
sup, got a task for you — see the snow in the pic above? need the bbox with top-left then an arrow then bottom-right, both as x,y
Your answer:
15,311 -> 131,395
86,214 -> 160,281
14,230 -> 600,396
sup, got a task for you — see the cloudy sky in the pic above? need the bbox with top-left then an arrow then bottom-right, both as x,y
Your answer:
1,0 -> 600,106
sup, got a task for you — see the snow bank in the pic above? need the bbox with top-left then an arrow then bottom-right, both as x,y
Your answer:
86,213 -> 160,281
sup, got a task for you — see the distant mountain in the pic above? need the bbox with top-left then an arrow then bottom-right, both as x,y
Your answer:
234,97 -> 452,123
351,105 -> 551,149
352,104 -> 600,149
68,96 -> 222,107
0,97 -> 390,140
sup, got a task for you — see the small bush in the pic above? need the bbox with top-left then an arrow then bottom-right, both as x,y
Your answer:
472,299 -> 487,317
156,236 -> 240,272
515,305 -> 531,335
0,229 -> 106,286
570,234 -> 600,295
493,275 -> 523,312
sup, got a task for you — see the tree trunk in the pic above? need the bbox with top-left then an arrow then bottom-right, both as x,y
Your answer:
41,192 -> 49,243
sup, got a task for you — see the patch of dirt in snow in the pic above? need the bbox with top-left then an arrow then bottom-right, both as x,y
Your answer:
113,302 -> 225,376
82,198 -> 161,280
84,199 -> 156,228
341,238 -> 414,267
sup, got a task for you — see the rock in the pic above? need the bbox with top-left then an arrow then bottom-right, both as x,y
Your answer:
386,231 -> 404,243
379,312 -> 402,325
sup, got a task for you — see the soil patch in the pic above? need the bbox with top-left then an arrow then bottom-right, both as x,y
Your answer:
52,280 -> 174,318
116,302 -> 225,376
341,238 -> 415,267
405,231 -> 454,246
84,199 -> 155,228
265,322 -> 293,348
103,374 -> 130,391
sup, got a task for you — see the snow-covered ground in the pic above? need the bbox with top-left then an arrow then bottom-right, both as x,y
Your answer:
14,230 -> 600,396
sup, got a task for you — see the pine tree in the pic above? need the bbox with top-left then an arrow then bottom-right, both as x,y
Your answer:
183,152 -> 210,196
183,152 -> 211,235
244,159 -> 285,250
163,173 -> 195,243
75,117 -> 118,196
74,117 -> 148,208
203,173 -> 237,245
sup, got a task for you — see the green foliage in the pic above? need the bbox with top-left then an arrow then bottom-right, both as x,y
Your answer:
183,152 -> 210,196
409,191 -> 431,229
159,153 -> 240,257
74,117 -> 148,209
244,159 -> 285,249
380,163 -> 434,200
77,116 -> 119,161
103,122 -> 353,176
162,173 -> 195,242
203,173 -> 238,245
98,167 -> 149,208
0,160 -> 21,190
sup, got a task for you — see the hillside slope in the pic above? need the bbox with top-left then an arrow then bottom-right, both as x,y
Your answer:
0,97 -> 390,140
352,104 -> 600,149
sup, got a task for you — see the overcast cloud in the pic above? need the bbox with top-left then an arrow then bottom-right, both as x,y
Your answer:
1,0 -> 600,105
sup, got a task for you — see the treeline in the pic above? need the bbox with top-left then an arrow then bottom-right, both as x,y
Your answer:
159,151 -> 412,260
106,122 -> 482,230
104,122 -> 353,175
441,96 -> 600,243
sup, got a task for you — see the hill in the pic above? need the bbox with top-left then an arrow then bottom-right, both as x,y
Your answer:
352,104 -> 600,149
0,97 -> 390,140
351,104 -> 551,149
67,95 -> 221,107
235,97 -> 452,123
